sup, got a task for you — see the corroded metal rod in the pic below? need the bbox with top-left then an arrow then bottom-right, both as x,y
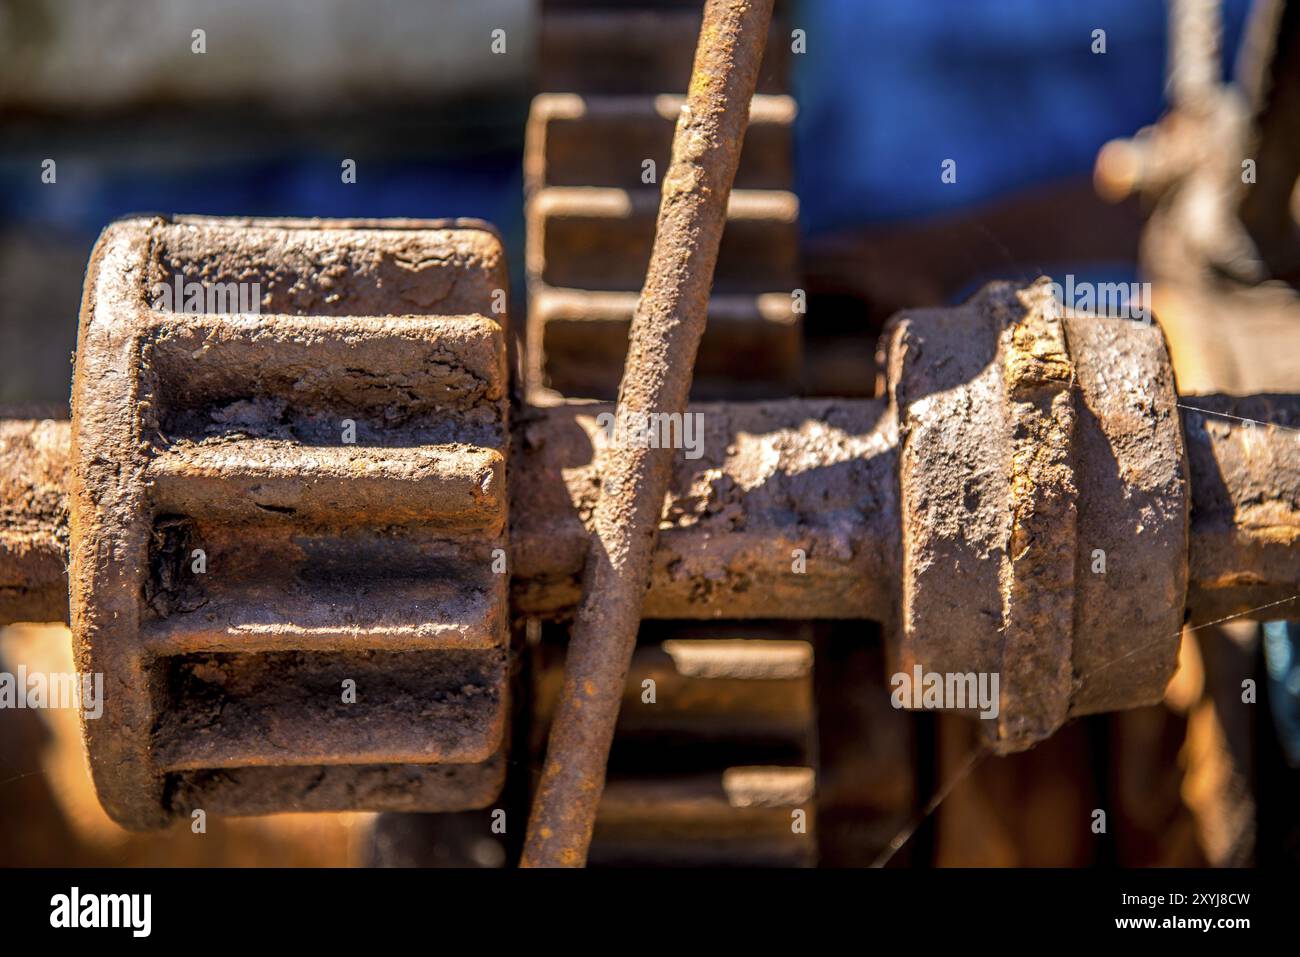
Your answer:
520,0 -> 776,867
2,396 -> 1296,630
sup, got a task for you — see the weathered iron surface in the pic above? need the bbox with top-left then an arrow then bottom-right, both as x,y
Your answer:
68,215 -> 511,829
522,0 -> 778,868
887,279 -> 1190,752
3,398 -> 902,626
510,397 -> 899,621
1183,393 -> 1300,623
2,260 -> 1295,822
0,409 -> 69,624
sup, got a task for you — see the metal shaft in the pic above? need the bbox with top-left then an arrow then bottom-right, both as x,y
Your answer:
3,396 -> 1297,629
520,0 -> 775,867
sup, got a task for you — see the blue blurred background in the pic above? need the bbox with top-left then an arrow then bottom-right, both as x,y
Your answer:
0,0 -> 1254,401
795,0 -> 1250,230
0,0 -> 1261,405
0,1 -> 1253,242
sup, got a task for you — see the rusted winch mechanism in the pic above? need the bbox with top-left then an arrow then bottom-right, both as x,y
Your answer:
1,214 -> 1294,831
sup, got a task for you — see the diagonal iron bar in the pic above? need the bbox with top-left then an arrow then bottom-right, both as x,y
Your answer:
520,0 -> 777,867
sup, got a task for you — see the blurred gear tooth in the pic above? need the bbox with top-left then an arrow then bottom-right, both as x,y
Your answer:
533,622 -> 820,867
526,4 -> 803,401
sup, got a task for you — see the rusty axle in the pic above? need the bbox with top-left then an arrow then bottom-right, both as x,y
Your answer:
4,384 -> 1295,635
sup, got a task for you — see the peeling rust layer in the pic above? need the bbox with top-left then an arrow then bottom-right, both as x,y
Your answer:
887,286 -> 1013,737
997,283 -> 1077,749
510,398 -> 898,621
142,312 -> 507,446
7,309 -> 1293,648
